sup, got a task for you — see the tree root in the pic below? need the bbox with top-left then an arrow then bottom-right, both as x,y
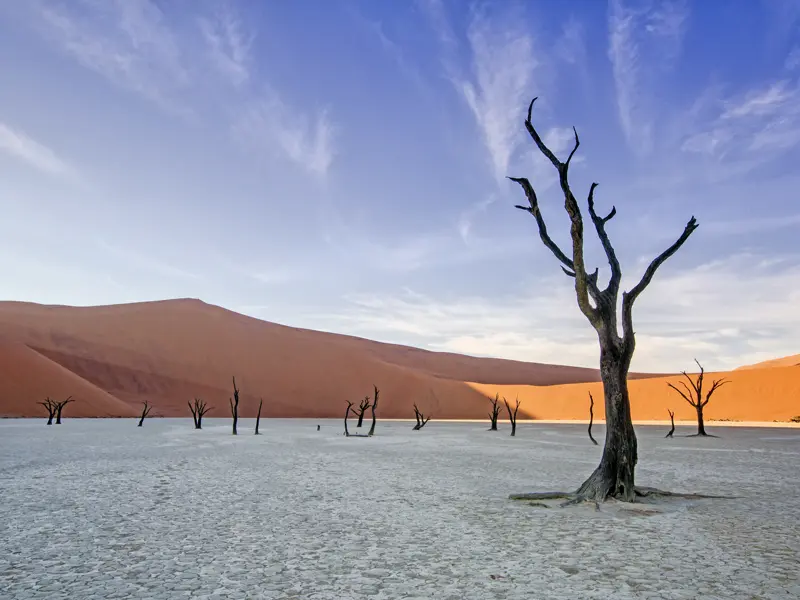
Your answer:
510,486 -> 736,507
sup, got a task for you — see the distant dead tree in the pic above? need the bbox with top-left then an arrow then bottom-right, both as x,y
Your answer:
189,398 -> 212,429
230,376 -> 240,435
508,97 -> 699,504
587,392 -> 598,445
488,394 -> 501,431
666,359 -> 729,437
39,397 -> 57,425
138,401 -> 153,427
346,386 -> 380,437
368,385 -> 379,436
665,409 -> 675,438
255,398 -> 263,435
504,396 -> 521,437
343,401 -> 354,436
352,396 -> 371,428
412,403 -> 431,430
54,396 -> 73,424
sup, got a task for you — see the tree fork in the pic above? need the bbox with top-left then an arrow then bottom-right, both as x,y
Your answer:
138,401 -> 153,427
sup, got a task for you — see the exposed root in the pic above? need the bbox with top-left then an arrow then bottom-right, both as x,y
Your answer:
510,485 -> 737,507
686,433 -> 719,438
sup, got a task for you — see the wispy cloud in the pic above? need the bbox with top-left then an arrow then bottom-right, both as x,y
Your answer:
232,90 -> 337,177
0,122 -> 76,179
325,253 -> 800,372
608,0 -> 689,155
35,0 -> 192,116
459,8 -> 538,182
555,16 -> 586,66
198,5 -> 253,87
680,78 -> 800,172
457,195 -> 497,242
705,213 -> 800,236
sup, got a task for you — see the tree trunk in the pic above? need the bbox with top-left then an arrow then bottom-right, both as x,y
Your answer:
510,421 -> 516,437
255,399 -> 262,435
356,413 -> 365,428
55,407 -> 64,425
576,345 -> 638,502
138,414 -> 145,427
696,405 -> 706,436
46,414 -> 54,426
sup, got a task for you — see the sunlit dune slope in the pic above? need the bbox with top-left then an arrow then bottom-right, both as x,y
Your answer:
736,354 -> 800,370
468,364 -> 800,422
0,298 -> 659,419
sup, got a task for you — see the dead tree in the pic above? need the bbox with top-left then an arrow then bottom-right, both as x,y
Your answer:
412,403 -> 431,430
189,398 -> 212,429
353,396 -> 371,427
508,97 -> 699,504
255,398 -> 263,435
230,376 -> 240,435
665,409 -> 675,438
504,396 -> 521,437
39,397 -> 57,425
666,359 -> 729,437
587,392 -> 598,445
488,393 -> 501,431
367,385 -> 379,436
138,401 -> 153,427
344,401 -> 354,436
54,396 -> 73,424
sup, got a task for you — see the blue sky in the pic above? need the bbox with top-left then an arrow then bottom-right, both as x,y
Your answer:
1,0 -> 799,373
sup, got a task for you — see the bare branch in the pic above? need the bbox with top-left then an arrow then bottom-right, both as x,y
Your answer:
702,378 -> 729,408
585,182 -> 621,295
666,383 -> 696,408
621,217 -> 699,347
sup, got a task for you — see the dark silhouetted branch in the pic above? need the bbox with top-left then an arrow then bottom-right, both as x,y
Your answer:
504,396 -> 521,437
587,392 -> 598,445
230,376 -> 240,435
255,398 -> 263,435
138,401 -> 153,427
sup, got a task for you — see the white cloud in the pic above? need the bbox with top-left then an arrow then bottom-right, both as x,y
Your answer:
35,0 -> 192,116
232,91 -> 337,177
457,195 -> 497,242
608,0 -> 689,155
198,6 -> 253,87
0,122 -> 76,179
325,253 -> 800,373
555,17 -> 586,66
459,9 -> 538,182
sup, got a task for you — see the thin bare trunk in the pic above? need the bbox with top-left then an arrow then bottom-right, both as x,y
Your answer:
488,394 -> 501,431
368,386 -> 379,436
255,398 -> 263,435
230,376 -> 240,435
189,398 -> 212,429
504,396 -> 520,437
665,409 -> 675,438
54,396 -> 73,425
344,401 -> 354,436
587,392 -> 598,445
39,397 -> 57,425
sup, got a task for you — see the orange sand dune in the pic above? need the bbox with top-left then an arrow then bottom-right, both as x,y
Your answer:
736,354 -> 800,370
468,364 -> 800,423
0,298 -> 648,419
0,342 -> 139,418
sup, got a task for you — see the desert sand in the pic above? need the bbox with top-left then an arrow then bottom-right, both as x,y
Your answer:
0,298 -> 796,422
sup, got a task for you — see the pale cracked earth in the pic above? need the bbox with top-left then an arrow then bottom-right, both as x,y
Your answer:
1,418 -> 799,599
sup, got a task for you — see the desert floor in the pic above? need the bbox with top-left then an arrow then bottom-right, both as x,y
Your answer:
2,419 -> 799,599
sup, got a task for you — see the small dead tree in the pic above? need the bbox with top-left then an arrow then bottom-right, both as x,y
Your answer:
488,394 -> 501,431
138,401 -> 153,427
368,385 -> 379,436
666,359 -> 729,437
665,409 -> 675,438
587,392 -> 598,445
504,396 -> 521,437
412,403 -> 431,430
255,398 -> 263,435
344,400 -> 354,436
230,376 -> 240,435
508,97 -> 700,504
189,398 -> 212,429
39,397 -> 57,425
353,396 -> 371,428
54,396 -> 73,424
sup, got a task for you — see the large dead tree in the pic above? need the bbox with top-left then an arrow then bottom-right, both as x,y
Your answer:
412,403 -> 431,430
666,359 -> 729,437
508,97 -> 699,504
488,394 -> 501,431
255,398 -> 263,435
665,409 -> 675,438
230,376 -> 240,435
54,396 -> 73,424
587,392 -> 598,445
504,396 -> 521,437
39,397 -> 57,425
353,396 -> 371,428
138,401 -> 153,427
189,398 -> 212,429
